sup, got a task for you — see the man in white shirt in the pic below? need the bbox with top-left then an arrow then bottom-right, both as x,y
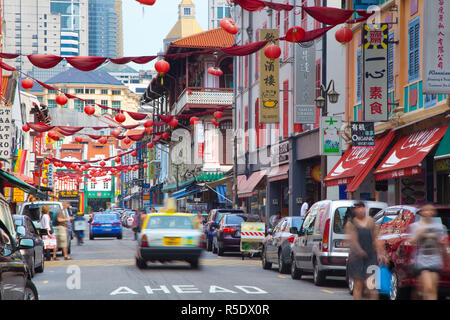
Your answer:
300,198 -> 311,217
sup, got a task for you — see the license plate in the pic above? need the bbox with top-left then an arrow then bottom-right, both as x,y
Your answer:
104,229 -> 111,231
103,224 -> 112,227
163,237 -> 181,246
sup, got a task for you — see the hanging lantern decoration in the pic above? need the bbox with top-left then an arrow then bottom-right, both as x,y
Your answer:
100,161 -> 106,167
131,151 -> 138,157
168,118 -> 178,128
190,116 -> 200,125
133,166 -> 139,171
84,105 -> 95,115
145,127 -> 153,134
136,0 -> 156,5
207,67 -> 223,77
111,128 -> 121,137
56,95 -> 68,106
75,136 -> 83,143
147,142 -> 154,149
144,119 -> 154,127
162,132 -> 170,140
115,112 -> 126,123
212,119 -> 220,127
219,17 -> 239,35
44,159 -> 51,165
213,111 -> 223,119
99,137 -> 108,144
21,78 -> 34,90
22,124 -> 30,132
335,27 -> 353,44
264,44 -> 282,60
285,26 -> 306,43
123,137 -> 132,145
117,172 -> 122,177
155,59 -> 170,85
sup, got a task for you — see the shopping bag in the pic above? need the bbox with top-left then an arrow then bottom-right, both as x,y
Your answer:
378,265 -> 392,296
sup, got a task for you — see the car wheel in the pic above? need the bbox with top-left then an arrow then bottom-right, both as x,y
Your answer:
212,238 -> 218,254
117,233 -> 123,240
89,233 -> 94,240
290,255 -> 302,280
313,259 -> 326,286
189,258 -> 200,269
24,280 -> 39,300
35,252 -> 45,273
261,247 -> 272,270
136,257 -> 147,269
217,242 -> 224,256
278,251 -> 290,274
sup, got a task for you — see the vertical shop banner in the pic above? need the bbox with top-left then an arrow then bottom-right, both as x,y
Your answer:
423,1 -> 450,93
294,43 -> 316,124
351,122 -> 375,147
260,29 -> 280,124
0,107 -> 13,168
142,183 -> 150,200
320,116 -> 342,155
363,24 -> 389,122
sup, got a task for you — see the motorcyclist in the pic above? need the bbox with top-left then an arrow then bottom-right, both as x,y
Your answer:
73,211 -> 86,245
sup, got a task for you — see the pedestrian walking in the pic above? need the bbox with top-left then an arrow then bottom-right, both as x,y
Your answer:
40,205 -> 52,235
271,211 -> 282,228
133,209 -> 147,240
345,202 -> 386,300
52,202 -> 72,261
409,204 -> 448,300
300,198 -> 311,218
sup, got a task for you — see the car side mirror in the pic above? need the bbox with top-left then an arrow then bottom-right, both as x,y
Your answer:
289,227 -> 298,235
16,226 -> 26,237
267,228 -> 273,235
19,238 -> 34,249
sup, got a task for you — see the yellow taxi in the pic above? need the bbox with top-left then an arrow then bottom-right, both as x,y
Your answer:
135,204 -> 203,269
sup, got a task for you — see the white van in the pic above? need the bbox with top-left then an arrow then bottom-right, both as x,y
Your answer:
290,200 -> 387,286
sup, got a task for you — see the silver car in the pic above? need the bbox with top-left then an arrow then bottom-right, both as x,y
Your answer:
290,200 -> 387,286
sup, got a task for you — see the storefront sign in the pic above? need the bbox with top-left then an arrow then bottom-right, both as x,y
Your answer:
13,188 -> 24,203
260,29 -> 280,124
424,0 -> 450,93
272,141 -> 290,165
363,24 -> 389,122
142,183 -> 150,200
436,158 -> 450,171
0,107 -> 12,166
87,191 -> 111,198
311,165 -> 321,183
294,43 -> 316,124
59,190 -> 78,200
320,116 -> 342,155
351,122 -> 375,147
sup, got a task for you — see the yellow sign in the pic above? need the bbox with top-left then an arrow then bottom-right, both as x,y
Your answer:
59,190 -> 78,198
13,188 -> 25,203
260,29 -> 280,124
4,187 -> 10,199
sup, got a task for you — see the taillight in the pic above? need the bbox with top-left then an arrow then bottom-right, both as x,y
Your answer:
288,236 -> 295,243
223,227 -> 236,233
141,235 -> 149,247
112,222 -> 121,226
91,223 -> 100,226
322,219 -> 330,252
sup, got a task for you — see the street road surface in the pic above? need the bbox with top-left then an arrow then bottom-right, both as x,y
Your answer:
34,228 -> 352,300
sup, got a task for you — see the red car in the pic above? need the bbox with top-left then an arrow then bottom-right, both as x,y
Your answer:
373,205 -> 450,300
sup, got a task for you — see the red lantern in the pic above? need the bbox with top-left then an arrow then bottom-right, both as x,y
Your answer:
75,136 -> 83,143
21,78 -> 34,90
168,118 -> 178,128
100,161 -> 106,167
44,159 -> 51,165
145,127 -> 153,134
115,113 -> 126,123
190,116 -> 199,125
264,44 -> 281,60
147,142 -> 154,149
99,137 -> 108,144
335,27 -> 353,44
285,26 -> 306,43
131,151 -> 138,157
133,166 -> 139,171
213,111 -> 223,119
56,95 -> 68,106
219,17 -> 239,35
84,105 -> 95,115
22,124 -> 30,132
143,163 -> 148,169
111,128 -> 121,137
136,0 -> 156,5
115,157 -> 121,163
212,119 -> 220,127
117,172 -> 122,177
52,135 -> 60,141
144,119 -> 154,127
155,59 -> 170,84
123,138 -> 131,145
162,132 -> 170,140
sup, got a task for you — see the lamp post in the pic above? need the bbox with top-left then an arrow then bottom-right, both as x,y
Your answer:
315,80 -> 340,200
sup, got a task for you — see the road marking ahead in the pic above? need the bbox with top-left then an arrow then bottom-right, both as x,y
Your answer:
110,285 -> 268,296
321,289 -> 335,294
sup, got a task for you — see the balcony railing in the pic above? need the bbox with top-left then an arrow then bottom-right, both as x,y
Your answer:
172,87 -> 233,115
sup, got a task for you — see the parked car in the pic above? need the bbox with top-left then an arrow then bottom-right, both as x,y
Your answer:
18,201 -> 72,255
13,215 -> 45,278
290,200 -> 387,286
0,193 -> 16,238
136,212 -> 203,269
212,213 -> 262,256
349,205 -> 450,300
262,216 -> 304,274
205,209 -> 245,251
89,213 -> 123,240
0,220 -> 39,300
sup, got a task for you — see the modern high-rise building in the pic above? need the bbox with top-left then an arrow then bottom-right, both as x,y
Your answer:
88,0 -> 123,58
208,0 -> 231,30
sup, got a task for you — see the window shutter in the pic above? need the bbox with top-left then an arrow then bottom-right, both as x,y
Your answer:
283,80 -> 289,138
356,50 -> 362,102
408,18 -> 420,82
388,32 -> 394,90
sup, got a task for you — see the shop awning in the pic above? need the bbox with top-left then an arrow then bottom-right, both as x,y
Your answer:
374,125 -> 448,181
268,164 -> 289,182
435,126 -> 450,160
11,172 -> 34,185
161,178 -> 196,193
325,131 -> 395,192
238,170 -> 267,198
216,185 -> 227,203
0,169 -> 46,199
172,183 -> 203,199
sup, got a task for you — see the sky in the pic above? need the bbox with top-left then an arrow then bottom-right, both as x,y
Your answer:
122,0 -> 209,71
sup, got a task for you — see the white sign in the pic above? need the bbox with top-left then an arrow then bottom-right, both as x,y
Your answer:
423,0 -> 450,93
320,116 -> 342,156
0,107 -> 13,164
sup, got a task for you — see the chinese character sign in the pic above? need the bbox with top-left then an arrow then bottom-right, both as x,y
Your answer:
423,0 -> 450,93
294,43 -> 316,124
351,122 -> 375,147
0,107 -> 13,168
320,116 -> 342,155
260,29 -> 280,124
363,24 -> 389,122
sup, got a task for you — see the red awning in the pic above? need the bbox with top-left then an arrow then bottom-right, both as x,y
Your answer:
236,175 -> 247,193
238,170 -> 267,198
373,126 -> 448,181
325,131 -> 395,191
268,164 -> 289,182
11,172 -> 35,185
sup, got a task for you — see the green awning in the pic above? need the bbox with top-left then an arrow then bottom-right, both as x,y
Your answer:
0,170 -> 47,199
435,127 -> 450,160
161,178 -> 196,193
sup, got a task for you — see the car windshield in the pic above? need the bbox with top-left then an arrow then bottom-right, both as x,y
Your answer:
226,215 -> 260,225
333,207 -> 354,234
94,214 -> 118,222
215,212 -> 227,223
22,203 -> 61,221
291,217 -> 304,230
145,215 -> 194,230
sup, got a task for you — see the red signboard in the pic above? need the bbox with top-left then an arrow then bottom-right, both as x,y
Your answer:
33,135 -> 42,156
374,126 -> 448,181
